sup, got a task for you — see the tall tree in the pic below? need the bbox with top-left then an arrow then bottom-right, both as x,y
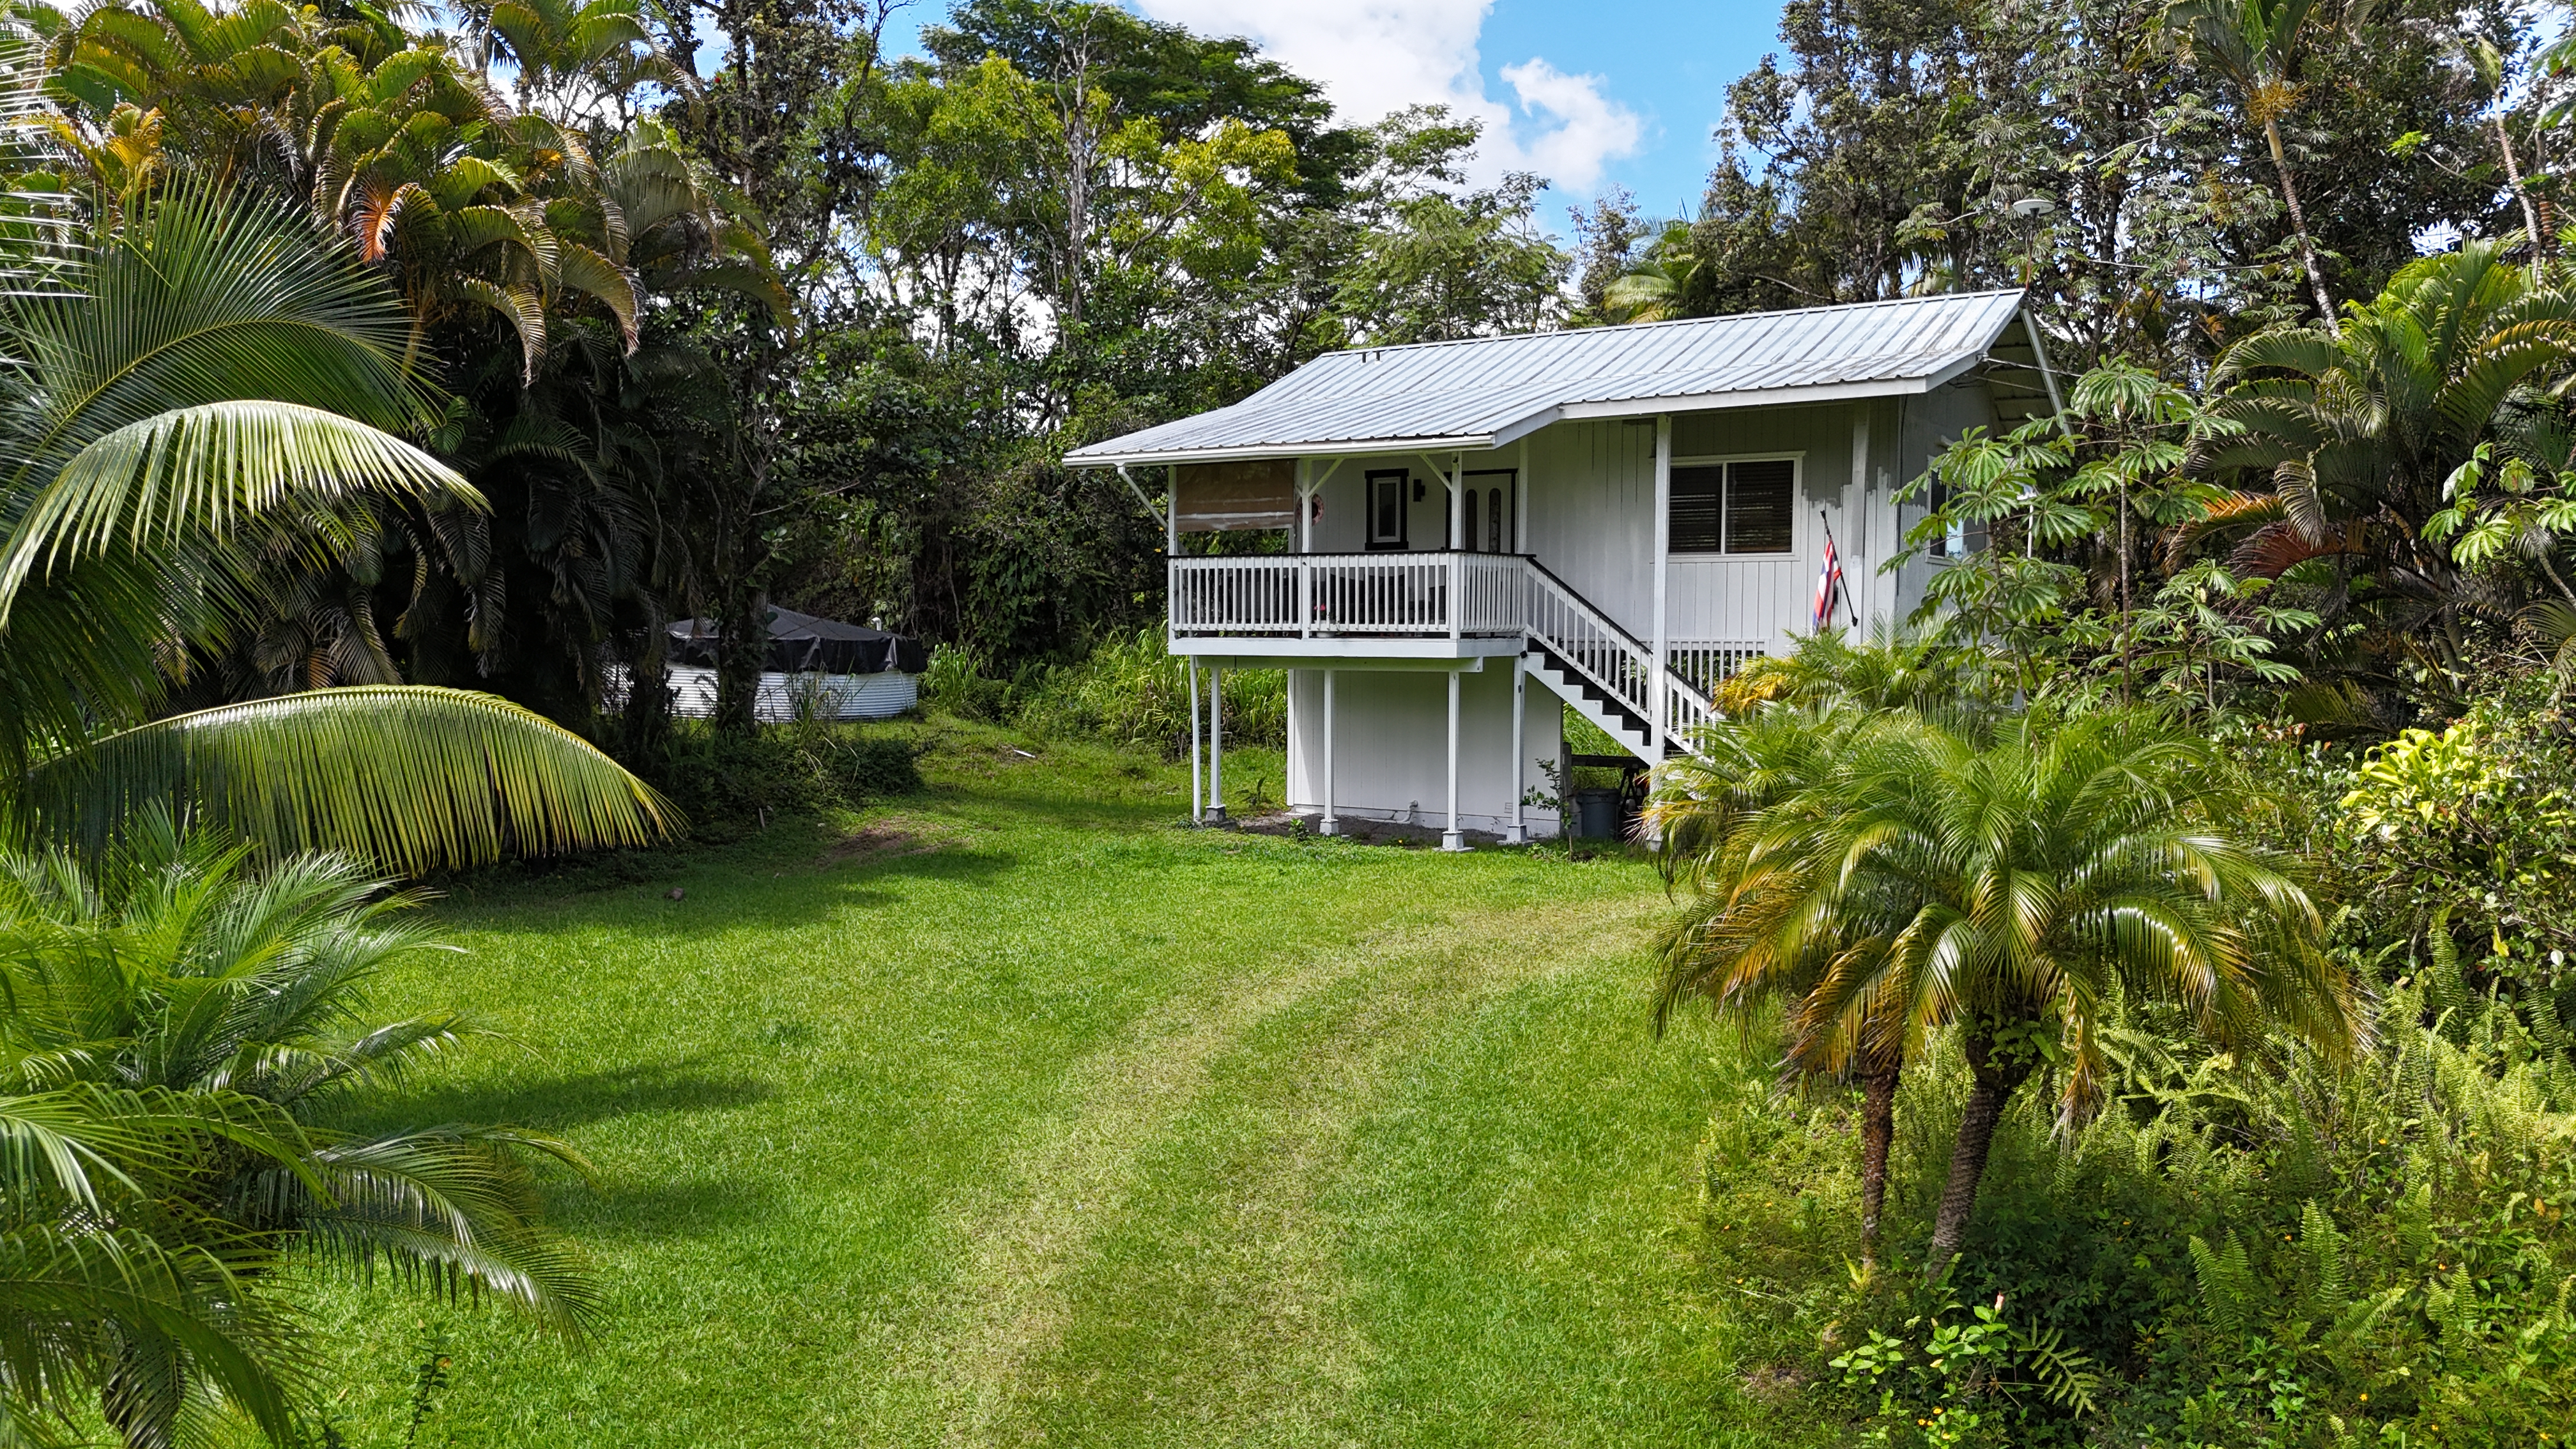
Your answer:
2163,0 -> 2340,319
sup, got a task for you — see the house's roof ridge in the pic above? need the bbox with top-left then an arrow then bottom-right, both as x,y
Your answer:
1311,289 -> 2030,363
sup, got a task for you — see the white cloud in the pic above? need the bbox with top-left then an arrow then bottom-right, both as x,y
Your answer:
1128,0 -> 1641,195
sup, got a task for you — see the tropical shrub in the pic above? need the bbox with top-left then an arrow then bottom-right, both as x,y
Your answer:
1706,956 -> 2576,1448
2322,690 -> 2576,1024
0,818 -> 594,1445
654,722 -> 924,832
925,631 -> 1287,752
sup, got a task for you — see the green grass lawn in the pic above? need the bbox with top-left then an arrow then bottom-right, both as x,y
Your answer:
303,724 -> 1793,1447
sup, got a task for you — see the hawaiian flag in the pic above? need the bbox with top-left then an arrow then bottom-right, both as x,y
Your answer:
1813,531 -> 1845,631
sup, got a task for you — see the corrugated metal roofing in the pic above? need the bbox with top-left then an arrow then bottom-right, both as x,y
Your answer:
1065,289 -> 2034,466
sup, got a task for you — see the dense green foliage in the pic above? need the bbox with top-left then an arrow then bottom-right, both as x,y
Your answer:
1648,233 -> 2576,1439
647,720 -> 925,831
0,820 -> 595,1446
924,631 -> 1287,751
1669,692 -> 2576,1445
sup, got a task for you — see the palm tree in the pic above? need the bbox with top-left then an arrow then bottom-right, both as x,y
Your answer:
1652,698 -> 1920,1261
1600,218 -> 1699,323
1654,705 -> 2358,1278
0,813 -> 595,1445
0,176 -> 675,871
2163,0 -> 2339,321
2200,240 -> 2576,670
0,1080 -> 318,1448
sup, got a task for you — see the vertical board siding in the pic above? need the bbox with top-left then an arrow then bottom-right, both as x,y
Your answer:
1528,419 -> 1657,628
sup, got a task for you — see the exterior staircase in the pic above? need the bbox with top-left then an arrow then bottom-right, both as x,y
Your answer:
1517,558 -> 1715,763
1523,644 -> 1655,758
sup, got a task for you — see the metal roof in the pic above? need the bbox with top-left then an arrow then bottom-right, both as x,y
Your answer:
1065,289 -> 2042,467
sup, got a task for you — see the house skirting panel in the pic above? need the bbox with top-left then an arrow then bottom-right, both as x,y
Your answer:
1284,664 -> 1563,839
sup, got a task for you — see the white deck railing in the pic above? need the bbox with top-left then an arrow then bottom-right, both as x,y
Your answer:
1171,551 -> 1724,755
1170,552 -> 1529,638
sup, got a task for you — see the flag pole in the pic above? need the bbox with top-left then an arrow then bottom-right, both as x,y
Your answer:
1817,508 -> 1860,631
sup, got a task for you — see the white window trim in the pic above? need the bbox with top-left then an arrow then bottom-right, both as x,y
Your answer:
1666,450 -> 1805,558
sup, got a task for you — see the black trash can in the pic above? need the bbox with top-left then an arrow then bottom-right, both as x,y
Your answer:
1574,786 -> 1624,841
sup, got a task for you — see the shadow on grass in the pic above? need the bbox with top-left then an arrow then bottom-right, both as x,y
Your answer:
640,843 -> 1025,933
544,1172 -> 783,1242
446,841 -> 1027,939
363,1055 -> 776,1136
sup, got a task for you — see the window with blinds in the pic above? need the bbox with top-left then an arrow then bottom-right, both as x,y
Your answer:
1670,465 -> 1724,552
1668,459 -> 1796,555
1724,459 -> 1795,553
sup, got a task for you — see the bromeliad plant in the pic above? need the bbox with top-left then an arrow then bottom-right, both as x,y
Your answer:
0,813 -> 595,1446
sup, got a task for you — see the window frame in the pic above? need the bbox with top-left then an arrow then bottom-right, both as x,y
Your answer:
1666,451 -> 1804,558
1364,468 -> 1409,550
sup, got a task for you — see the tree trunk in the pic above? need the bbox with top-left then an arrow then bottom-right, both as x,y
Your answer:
2118,475 -> 2132,705
1924,1025 -> 2034,1280
620,618 -> 677,786
2263,116 -> 2337,323
1859,1059 -> 1901,1266
714,583 -> 765,737
2496,114 -> 2547,266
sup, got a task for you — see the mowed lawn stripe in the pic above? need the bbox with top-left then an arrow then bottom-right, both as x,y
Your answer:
1007,894 -> 1672,1448
292,735 -> 1742,1448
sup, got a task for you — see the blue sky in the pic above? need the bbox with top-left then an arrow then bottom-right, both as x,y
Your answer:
870,0 -> 1791,237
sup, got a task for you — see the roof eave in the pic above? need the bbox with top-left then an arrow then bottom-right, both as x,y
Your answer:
1064,431 -> 1501,468
1533,367 -> 1977,432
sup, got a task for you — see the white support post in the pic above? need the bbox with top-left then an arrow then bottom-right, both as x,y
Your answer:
1187,658 -> 1203,825
1850,408 -> 1871,627
1166,464 -> 1183,641
1516,438 -> 1530,555
1652,414 -> 1672,756
1449,451 -> 1464,548
1208,664 -> 1227,824
1449,451 -> 1464,641
1506,654 -> 1527,845
1297,457 -> 1310,554
1442,667 -> 1466,852
1319,669 -> 1338,836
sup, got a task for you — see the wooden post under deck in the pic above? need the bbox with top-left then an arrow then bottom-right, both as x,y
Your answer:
1188,659 -> 1202,825
1208,664 -> 1227,824
1320,669 -> 1338,836
1442,668 -> 1465,852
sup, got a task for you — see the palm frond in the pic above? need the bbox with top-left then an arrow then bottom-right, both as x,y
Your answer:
0,401 -> 473,624
23,686 -> 679,874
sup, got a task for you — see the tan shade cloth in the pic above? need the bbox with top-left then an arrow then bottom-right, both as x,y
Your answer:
1175,459 -> 1295,532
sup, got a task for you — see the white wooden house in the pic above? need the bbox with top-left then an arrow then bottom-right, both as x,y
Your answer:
1064,290 -> 2060,846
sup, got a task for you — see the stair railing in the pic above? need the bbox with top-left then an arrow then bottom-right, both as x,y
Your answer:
1517,558 -> 1716,755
